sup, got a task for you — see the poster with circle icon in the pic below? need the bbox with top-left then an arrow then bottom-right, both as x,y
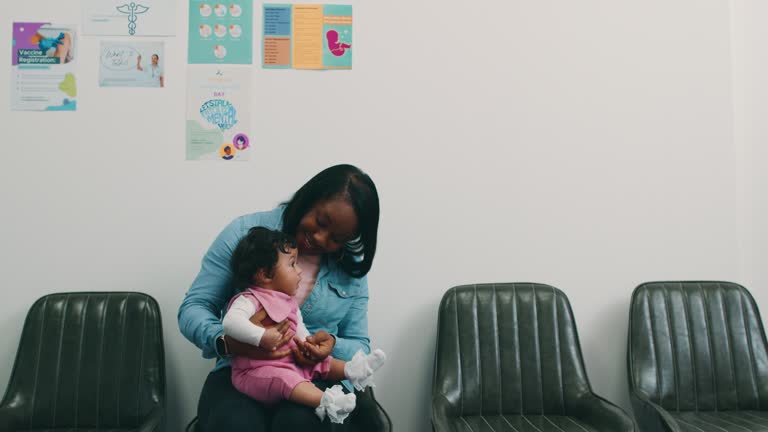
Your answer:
219,143 -> 236,160
186,67 -> 252,161
188,0 -> 252,64
232,133 -> 249,150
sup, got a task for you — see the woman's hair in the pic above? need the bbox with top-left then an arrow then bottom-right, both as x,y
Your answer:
230,226 -> 296,291
282,164 -> 380,278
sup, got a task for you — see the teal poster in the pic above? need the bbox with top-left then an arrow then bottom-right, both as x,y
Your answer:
188,0 -> 253,64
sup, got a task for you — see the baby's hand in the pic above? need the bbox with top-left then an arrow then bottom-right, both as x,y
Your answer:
259,327 -> 284,351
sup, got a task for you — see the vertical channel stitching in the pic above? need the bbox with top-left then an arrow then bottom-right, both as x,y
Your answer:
662,284 -> 680,411
136,298 -> 148,424
717,283 -> 740,409
738,290 -> 761,409
699,283 -> 719,411
455,289 -> 464,416
51,295 -> 70,425
680,284 -> 699,411
532,284 -> 544,414
492,284 -> 502,416
74,295 -> 90,427
645,288 -> 662,404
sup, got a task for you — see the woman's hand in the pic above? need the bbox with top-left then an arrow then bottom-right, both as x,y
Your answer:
292,330 -> 336,365
306,330 -> 335,360
225,309 -> 293,360
292,337 -> 319,367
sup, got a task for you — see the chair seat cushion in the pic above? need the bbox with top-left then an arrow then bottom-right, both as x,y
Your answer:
671,411 -> 768,432
27,430 -> 142,432
26,428 -> 146,432
451,414 -> 598,431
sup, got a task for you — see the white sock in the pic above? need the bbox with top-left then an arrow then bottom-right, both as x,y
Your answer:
344,348 -> 387,391
315,385 -> 357,424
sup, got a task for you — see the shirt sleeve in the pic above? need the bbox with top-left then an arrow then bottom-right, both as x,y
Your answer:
296,308 -> 310,341
222,296 -> 266,346
177,217 -> 244,359
331,276 -> 371,360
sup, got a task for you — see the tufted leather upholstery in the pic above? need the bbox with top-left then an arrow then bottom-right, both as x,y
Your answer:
432,283 -> 635,432
628,281 -> 768,431
0,292 -> 165,432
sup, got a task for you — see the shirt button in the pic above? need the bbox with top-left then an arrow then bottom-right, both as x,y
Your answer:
342,291 -> 347,296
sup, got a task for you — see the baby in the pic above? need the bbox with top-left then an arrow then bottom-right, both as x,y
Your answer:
222,227 -> 386,423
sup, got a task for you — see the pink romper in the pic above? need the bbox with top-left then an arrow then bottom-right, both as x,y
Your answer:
229,287 -> 332,404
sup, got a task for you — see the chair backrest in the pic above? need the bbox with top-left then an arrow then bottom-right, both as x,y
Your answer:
628,281 -> 768,412
0,292 -> 165,428
433,283 -> 594,417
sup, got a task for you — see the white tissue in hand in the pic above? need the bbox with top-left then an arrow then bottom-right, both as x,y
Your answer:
315,385 -> 357,424
344,348 -> 387,391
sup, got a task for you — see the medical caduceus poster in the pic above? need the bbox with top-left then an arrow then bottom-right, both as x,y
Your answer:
83,0 -> 176,36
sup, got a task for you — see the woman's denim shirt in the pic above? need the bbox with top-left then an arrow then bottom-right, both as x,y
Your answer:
178,206 -> 370,373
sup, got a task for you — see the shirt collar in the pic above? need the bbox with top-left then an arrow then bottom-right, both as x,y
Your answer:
246,287 -> 296,322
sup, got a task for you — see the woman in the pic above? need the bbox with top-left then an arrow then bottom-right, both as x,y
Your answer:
179,164 -> 381,431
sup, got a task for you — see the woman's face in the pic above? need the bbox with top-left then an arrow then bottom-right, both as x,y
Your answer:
295,197 -> 358,256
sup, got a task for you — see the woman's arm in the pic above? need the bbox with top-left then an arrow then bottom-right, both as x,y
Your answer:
302,295 -> 370,362
332,291 -> 371,360
322,276 -> 371,360
302,277 -> 372,362
178,217 -> 242,358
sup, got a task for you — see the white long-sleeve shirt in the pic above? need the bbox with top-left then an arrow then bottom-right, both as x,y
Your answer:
222,295 -> 310,347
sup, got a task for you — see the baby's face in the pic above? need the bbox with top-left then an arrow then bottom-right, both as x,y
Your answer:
269,248 -> 303,296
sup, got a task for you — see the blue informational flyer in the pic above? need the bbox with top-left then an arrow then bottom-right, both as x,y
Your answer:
188,0 -> 253,64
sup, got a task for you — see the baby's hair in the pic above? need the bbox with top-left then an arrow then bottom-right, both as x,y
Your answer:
230,226 -> 296,291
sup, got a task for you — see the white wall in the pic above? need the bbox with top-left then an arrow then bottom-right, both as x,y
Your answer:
733,0 -> 768,335
0,1 -> 761,431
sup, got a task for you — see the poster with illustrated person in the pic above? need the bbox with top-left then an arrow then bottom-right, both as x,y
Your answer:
189,0 -> 253,64
186,67 -> 251,161
263,4 -> 352,70
83,0 -> 176,36
11,22 -> 77,111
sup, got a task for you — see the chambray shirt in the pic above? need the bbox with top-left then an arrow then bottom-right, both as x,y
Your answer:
178,206 -> 371,374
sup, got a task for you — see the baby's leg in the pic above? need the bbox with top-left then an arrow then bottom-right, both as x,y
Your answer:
341,349 -> 387,391
290,382 -> 357,424
232,366 -> 306,404
289,381 -> 324,407
324,349 -> 387,383
325,358 -> 347,382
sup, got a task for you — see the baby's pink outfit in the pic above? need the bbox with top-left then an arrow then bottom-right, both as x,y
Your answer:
229,287 -> 332,404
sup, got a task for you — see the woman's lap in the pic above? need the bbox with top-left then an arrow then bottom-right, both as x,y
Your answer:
198,367 -> 269,432
198,368 -> 359,432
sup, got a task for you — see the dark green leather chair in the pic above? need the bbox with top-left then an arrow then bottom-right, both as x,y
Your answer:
0,292 -> 166,431
433,283 -> 635,432
628,281 -> 768,432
